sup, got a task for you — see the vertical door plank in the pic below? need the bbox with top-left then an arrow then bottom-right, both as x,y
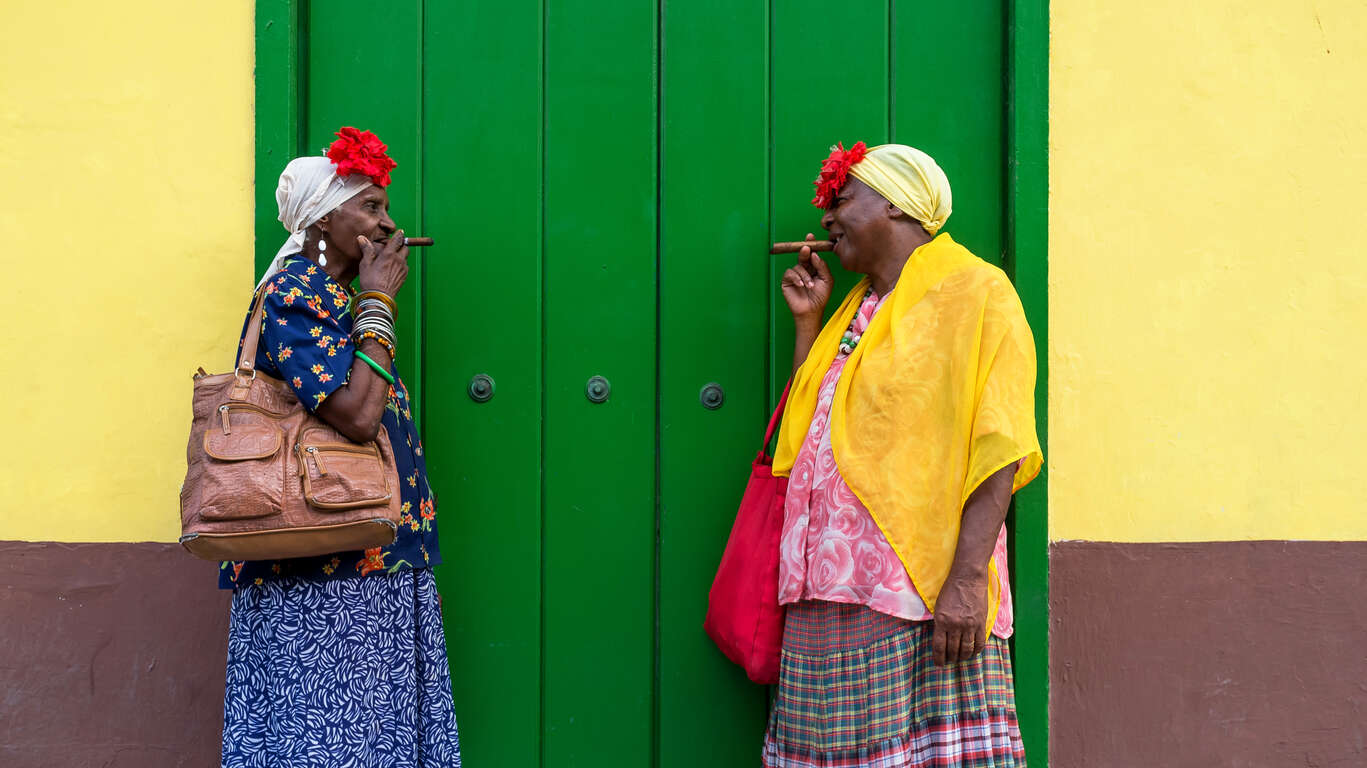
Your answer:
892,0 -> 1005,265
254,0 -> 303,281
770,0 -> 889,399
423,2 -> 544,766
306,0 -> 424,408
543,0 -> 658,764
658,0 -> 771,765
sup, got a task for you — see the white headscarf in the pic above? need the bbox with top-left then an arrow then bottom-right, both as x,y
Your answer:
256,156 -> 374,290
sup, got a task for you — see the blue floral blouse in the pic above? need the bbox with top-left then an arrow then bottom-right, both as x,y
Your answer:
219,256 -> 442,589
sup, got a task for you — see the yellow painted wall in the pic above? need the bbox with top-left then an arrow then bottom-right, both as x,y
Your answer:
1051,1 -> 1367,541
1,1 -> 254,542
7,1 -> 1363,545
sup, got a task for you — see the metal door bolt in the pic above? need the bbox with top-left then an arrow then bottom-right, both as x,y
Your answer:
468,374 -> 495,403
700,382 -> 725,410
586,375 -> 611,404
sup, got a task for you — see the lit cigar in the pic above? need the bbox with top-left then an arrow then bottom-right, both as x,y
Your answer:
770,240 -> 834,254
402,237 -> 435,247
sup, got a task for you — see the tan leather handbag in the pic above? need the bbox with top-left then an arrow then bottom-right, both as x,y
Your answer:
178,291 -> 401,561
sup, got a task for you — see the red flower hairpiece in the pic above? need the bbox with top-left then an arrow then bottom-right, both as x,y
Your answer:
326,126 -> 398,187
811,141 -> 868,209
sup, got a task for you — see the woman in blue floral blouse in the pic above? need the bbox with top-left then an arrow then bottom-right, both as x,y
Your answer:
220,129 -> 460,767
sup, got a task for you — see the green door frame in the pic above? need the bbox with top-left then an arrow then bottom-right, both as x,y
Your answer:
1006,0 -> 1050,763
253,0 -> 304,281
251,0 -> 1051,762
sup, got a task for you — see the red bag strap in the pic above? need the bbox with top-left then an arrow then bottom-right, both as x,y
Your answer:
760,380 -> 792,453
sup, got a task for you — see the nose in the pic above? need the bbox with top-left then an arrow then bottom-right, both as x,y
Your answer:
378,209 -> 397,234
820,208 -> 834,231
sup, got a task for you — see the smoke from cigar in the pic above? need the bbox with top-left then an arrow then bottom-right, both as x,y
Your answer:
770,240 -> 834,254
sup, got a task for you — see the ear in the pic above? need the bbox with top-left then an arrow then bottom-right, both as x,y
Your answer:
885,201 -> 908,220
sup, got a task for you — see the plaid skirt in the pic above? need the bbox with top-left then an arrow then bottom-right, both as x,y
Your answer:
763,600 -> 1025,768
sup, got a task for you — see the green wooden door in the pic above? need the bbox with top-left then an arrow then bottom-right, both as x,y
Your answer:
255,1 -> 1044,765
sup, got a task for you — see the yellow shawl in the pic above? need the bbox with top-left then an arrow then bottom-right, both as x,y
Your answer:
773,233 -> 1042,628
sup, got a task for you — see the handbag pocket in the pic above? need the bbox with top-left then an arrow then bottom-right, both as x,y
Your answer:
297,429 -> 393,510
197,403 -> 286,521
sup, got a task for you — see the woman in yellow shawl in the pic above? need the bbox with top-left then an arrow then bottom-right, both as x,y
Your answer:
762,142 -> 1041,768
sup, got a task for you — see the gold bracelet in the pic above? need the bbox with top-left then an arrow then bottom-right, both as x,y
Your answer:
353,290 -> 397,315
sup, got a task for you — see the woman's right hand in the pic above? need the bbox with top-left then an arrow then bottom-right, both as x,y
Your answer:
780,233 -> 833,322
356,229 -> 410,298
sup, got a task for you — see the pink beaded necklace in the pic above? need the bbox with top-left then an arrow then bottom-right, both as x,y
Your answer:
838,287 -> 880,356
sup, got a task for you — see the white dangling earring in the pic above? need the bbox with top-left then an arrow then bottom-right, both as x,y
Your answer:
317,237 -> 327,267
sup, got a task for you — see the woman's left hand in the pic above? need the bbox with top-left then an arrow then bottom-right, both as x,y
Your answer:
931,571 -> 988,666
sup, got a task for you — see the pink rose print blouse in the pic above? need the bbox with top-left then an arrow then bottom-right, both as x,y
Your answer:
777,289 -> 1015,638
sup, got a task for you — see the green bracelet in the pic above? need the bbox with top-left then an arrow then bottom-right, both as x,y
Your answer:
355,350 -> 396,385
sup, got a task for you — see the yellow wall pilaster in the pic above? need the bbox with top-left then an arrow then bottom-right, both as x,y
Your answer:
1051,1 -> 1367,541
1,1 -> 254,542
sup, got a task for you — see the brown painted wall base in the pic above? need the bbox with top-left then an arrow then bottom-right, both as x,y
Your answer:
1050,540 -> 1367,768
1,541 -> 230,768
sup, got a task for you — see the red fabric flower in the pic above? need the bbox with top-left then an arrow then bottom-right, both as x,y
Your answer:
326,126 -> 398,187
811,141 -> 869,209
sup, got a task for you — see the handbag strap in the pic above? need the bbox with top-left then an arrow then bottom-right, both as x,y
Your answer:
760,380 -> 792,454
237,289 -> 268,374
228,289 -> 269,399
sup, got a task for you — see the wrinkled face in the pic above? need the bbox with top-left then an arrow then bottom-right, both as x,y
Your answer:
321,186 -> 396,262
819,177 -> 895,273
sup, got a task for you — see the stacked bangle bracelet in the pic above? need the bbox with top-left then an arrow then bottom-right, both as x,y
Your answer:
350,289 -> 399,373
355,329 -> 396,356
353,290 -> 397,315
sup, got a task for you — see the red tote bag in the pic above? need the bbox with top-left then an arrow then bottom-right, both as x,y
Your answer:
704,382 -> 791,685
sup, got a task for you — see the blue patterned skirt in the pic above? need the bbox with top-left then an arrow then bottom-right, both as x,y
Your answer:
222,567 -> 461,767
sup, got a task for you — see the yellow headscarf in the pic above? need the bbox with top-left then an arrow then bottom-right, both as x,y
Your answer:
850,144 -> 953,236
773,232 -> 1041,630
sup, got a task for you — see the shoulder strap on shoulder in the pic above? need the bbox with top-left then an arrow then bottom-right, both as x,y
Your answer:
237,289 -> 268,374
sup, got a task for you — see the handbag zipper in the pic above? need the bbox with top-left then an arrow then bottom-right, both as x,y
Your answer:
306,446 -> 327,474
300,441 -> 383,470
218,402 -> 286,434
295,441 -> 393,510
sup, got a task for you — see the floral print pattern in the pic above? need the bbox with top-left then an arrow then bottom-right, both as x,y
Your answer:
778,290 -> 1015,638
219,256 -> 441,589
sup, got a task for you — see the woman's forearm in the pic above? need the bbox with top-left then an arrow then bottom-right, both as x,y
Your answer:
315,338 -> 394,443
792,317 -> 822,375
948,463 -> 1016,580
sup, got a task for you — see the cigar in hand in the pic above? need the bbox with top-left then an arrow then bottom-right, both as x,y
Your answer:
770,239 -> 834,254
402,237 -> 435,247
